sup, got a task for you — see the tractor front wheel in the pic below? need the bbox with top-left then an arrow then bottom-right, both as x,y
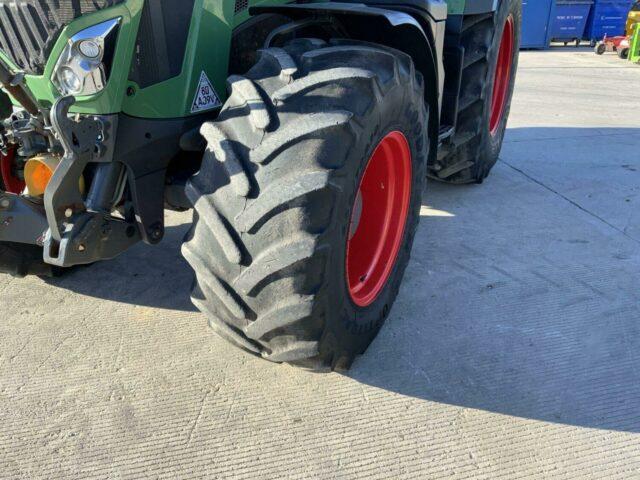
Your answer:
182,39 -> 429,370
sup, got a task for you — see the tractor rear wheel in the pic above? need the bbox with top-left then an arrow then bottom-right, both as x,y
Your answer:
430,0 -> 522,184
182,38 -> 429,370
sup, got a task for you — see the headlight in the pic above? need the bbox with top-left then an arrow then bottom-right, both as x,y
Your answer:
52,18 -> 120,97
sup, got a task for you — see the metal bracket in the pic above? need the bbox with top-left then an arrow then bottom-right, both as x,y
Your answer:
0,192 -> 48,245
45,96 -> 100,242
43,96 -> 139,267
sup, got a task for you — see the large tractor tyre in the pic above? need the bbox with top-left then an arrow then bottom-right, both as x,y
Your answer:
430,0 -> 521,184
182,38 -> 429,370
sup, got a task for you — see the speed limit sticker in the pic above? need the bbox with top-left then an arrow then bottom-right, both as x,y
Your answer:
191,71 -> 222,113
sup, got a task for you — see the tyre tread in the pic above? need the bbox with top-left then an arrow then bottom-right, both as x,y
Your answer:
431,3 -> 519,184
183,38 -> 428,370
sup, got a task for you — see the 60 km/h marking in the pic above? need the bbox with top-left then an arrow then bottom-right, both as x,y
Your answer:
191,71 -> 222,113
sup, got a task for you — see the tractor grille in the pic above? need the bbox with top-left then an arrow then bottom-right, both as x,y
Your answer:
0,0 -> 125,75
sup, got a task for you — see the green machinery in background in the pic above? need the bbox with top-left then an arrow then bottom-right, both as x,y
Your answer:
629,24 -> 640,63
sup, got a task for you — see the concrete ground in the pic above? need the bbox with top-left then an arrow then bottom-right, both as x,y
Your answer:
1,49 -> 639,479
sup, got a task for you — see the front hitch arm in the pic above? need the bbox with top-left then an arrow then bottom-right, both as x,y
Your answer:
43,96 -> 139,267
45,96 -> 99,243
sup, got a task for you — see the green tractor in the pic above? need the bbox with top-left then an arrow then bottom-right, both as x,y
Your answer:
0,0 -> 521,370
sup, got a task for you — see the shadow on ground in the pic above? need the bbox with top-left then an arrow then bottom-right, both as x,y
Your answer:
44,221 -> 196,312
349,126 -> 640,434
44,127 -> 640,432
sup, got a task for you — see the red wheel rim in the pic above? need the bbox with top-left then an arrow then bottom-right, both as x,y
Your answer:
489,15 -> 515,136
346,131 -> 412,307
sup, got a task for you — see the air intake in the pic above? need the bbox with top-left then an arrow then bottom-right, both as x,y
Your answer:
235,0 -> 249,14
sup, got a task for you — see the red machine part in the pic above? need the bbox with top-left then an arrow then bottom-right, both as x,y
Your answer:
595,35 -> 630,54
0,147 -> 25,194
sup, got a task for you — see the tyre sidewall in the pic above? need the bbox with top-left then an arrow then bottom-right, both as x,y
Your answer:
321,81 -> 428,356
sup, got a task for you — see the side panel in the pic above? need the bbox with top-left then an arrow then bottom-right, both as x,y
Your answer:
123,0 -> 291,118
0,0 -> 291,118
129,0 -> 198,89
122,0 -> 231,118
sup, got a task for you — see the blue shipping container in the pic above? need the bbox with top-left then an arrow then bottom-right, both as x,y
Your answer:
551,1 -> 594,42
522,0 -> 556,48
584,0 -> 634,40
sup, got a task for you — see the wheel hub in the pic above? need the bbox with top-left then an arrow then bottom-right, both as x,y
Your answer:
346,131 -> 412,307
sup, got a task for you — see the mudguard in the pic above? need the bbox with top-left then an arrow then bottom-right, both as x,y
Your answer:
251,1 -> 444,160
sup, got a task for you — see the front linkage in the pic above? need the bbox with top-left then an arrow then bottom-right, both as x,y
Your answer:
0,71 -> 139,275
42,97 -> 139,267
